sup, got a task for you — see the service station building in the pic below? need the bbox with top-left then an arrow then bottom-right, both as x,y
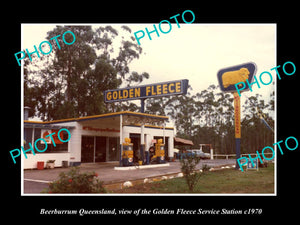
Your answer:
23,111 -> 174,169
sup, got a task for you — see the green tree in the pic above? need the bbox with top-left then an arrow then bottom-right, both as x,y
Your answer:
165,86 -> 195,138
241,93 -> 274,153
24,25 -> 147,120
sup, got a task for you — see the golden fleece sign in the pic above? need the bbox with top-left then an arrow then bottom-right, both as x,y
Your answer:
216,62 -> 257,169
104,79 -> 189,103
217,62 -> 257,93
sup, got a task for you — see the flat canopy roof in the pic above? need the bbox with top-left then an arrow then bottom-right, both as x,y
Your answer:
24,111 -> 169,128
174,137 -> 194,146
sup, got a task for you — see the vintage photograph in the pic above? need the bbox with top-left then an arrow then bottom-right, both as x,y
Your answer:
20,23 -> 276,195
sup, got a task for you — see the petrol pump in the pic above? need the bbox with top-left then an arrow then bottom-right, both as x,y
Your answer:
122,138 -> 134,166
155,139 -> 165,164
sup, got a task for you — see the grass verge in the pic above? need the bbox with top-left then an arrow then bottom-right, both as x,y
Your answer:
113,163 -> 274,194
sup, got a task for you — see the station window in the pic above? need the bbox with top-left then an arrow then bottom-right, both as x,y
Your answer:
24,128 -> 68,154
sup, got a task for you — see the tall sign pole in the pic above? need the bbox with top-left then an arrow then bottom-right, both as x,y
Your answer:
217,62 -> 257,169
140,98 -> 146,113
233,92 -> 241,169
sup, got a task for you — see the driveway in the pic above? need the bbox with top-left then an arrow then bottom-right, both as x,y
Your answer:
23,159 -> 236,194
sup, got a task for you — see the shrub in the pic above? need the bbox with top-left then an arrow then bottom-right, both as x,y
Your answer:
180,154 -> 201,192
201,164 -> 211,172
43,167 -> 106,193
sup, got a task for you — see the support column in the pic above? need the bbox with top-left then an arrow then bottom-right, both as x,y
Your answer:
163,122 -> 165,145
145,134 -> 150,165
210,148 -> 214,160
140,124 -> 145,164
106,137 -> 109,162
119,114 -> 123,166
168,135 -> 174,161
93,136 -> 96,163
31,127 -> 35,147
140,98 -> 146,113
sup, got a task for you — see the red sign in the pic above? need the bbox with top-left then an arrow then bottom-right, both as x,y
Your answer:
82,126 -> 120,133
41,129 -> 64,144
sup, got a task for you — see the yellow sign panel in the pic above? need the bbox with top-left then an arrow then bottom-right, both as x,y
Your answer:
222,68 -> 249,88
233,92 -> 241,138
104,79 -> 189,103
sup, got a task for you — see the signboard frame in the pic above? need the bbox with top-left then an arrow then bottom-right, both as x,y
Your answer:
217,62 -> 257,93
217,62 -> 257,170
104,79 -> 189,103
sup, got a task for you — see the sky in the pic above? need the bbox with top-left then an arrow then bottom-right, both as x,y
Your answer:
22,23 -> 276,124
129,24 -> 276,96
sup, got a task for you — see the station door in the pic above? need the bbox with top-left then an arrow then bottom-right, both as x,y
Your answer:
81,136 -> 119,163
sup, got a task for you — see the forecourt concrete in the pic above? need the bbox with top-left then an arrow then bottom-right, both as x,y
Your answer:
23,159 -> 235,193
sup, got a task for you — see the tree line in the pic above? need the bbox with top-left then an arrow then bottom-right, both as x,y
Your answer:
145,85 -> 274,154
24,25 -> 274,155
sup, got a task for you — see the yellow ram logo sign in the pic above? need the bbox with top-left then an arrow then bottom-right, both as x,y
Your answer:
222,68 -> 250,88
